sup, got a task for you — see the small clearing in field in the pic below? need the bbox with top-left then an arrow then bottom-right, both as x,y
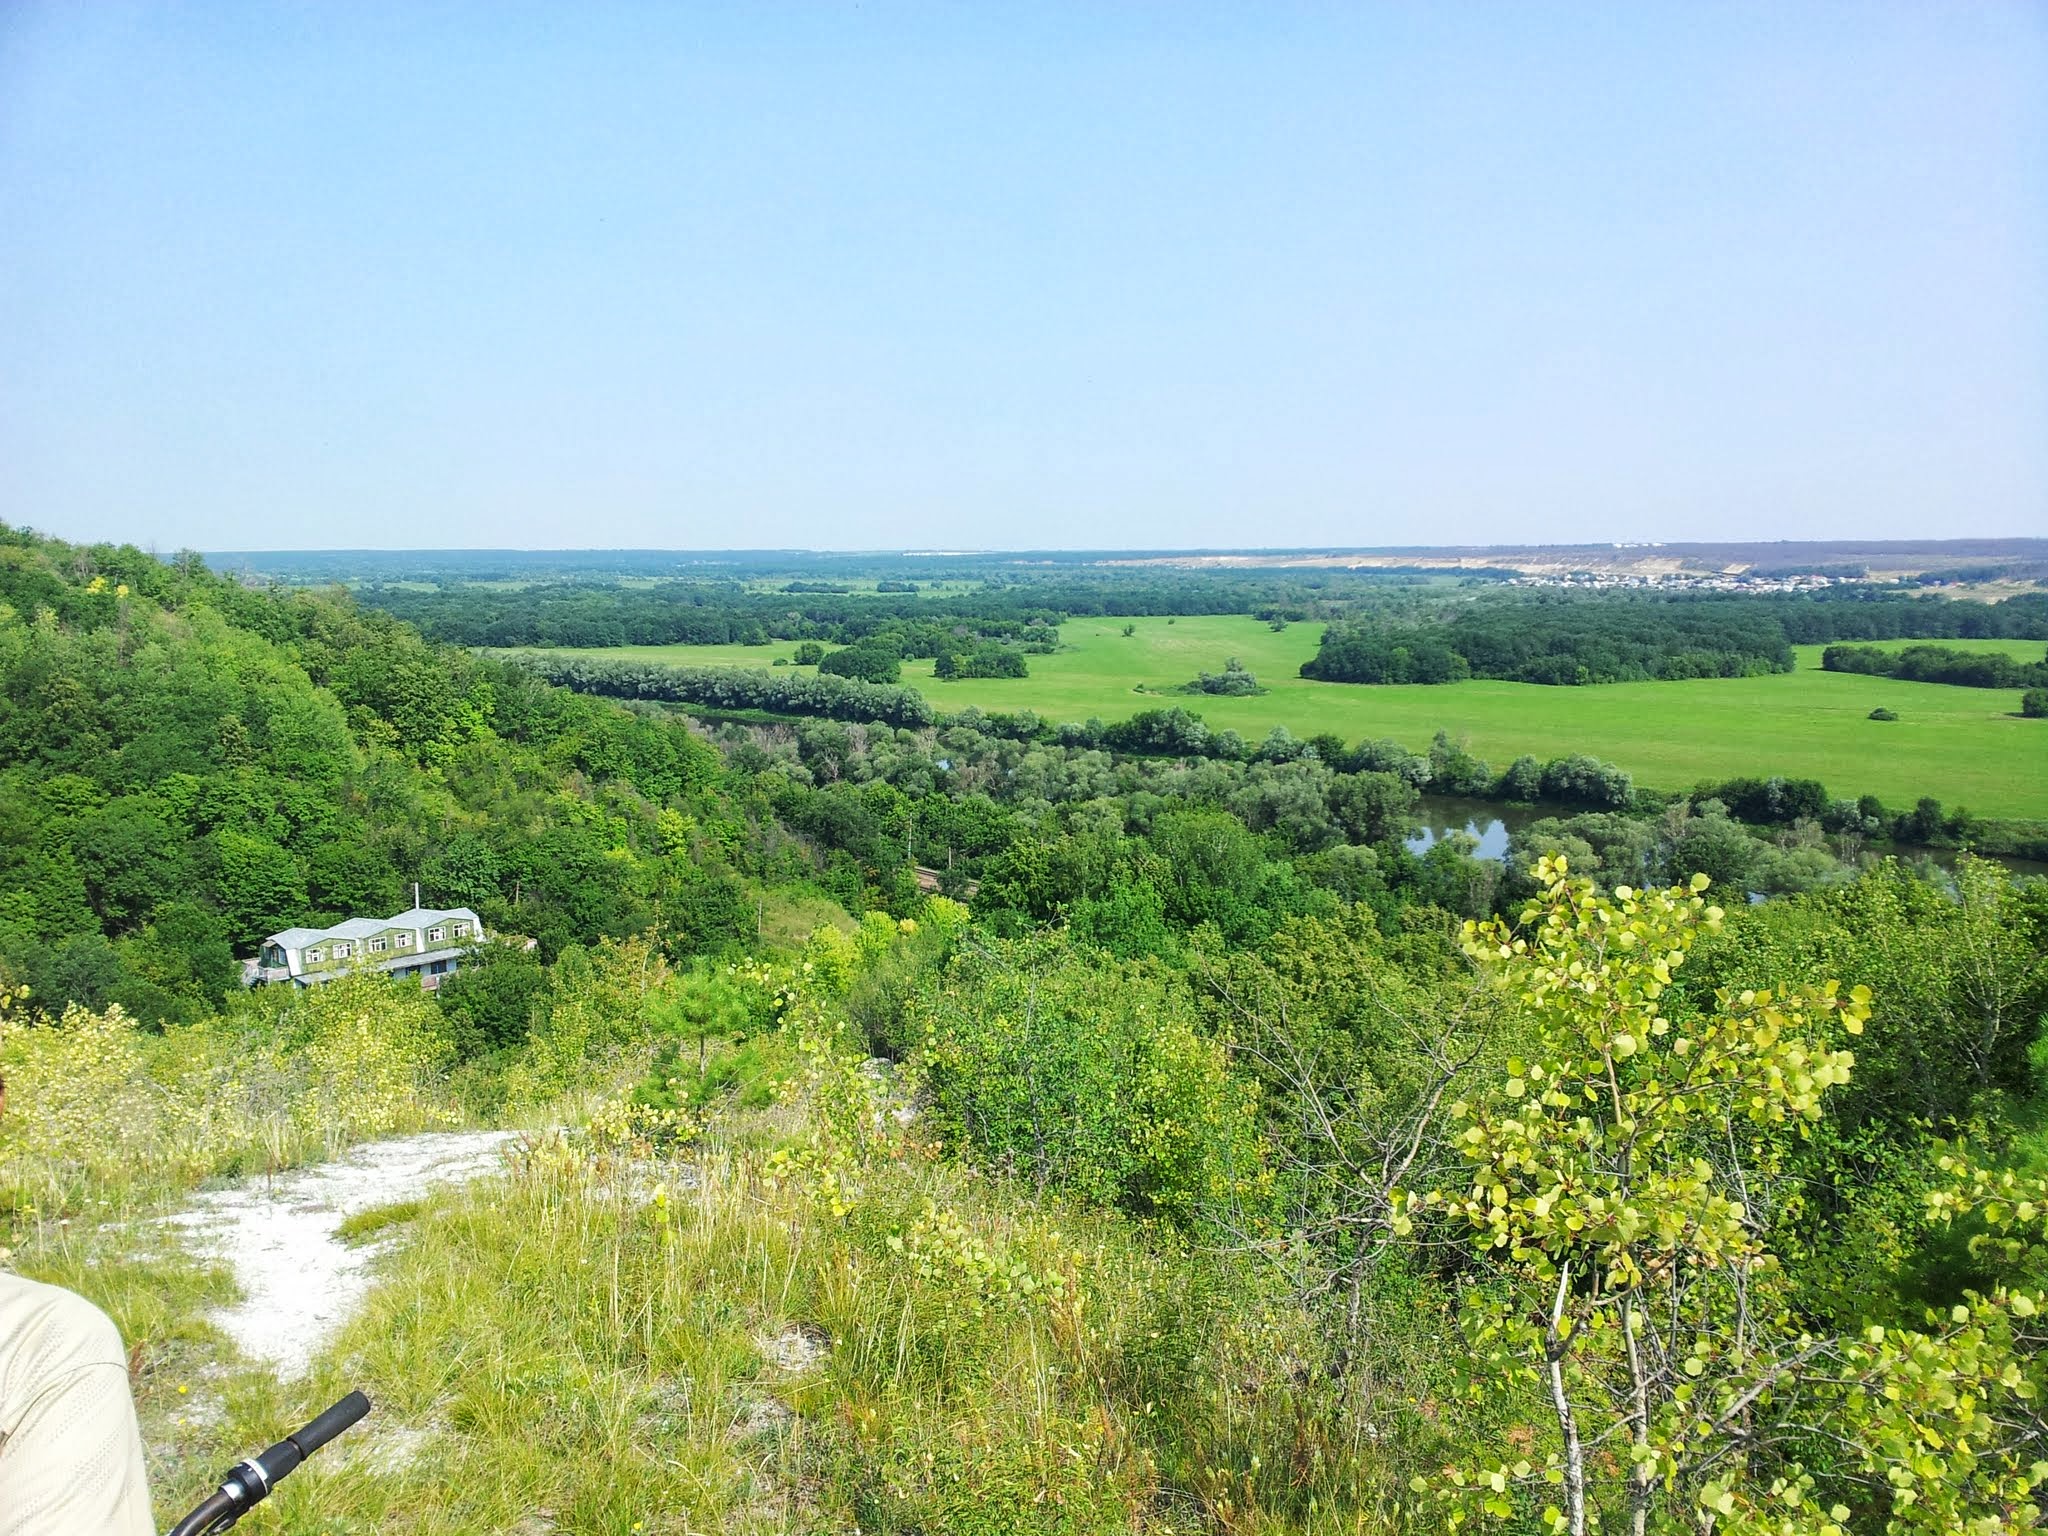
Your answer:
166,1130 -> 516,1377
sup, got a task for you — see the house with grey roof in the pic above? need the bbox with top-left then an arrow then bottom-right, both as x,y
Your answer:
242,906 -> 484,991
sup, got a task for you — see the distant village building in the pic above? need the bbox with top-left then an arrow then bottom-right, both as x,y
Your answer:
242,906 -> 483,991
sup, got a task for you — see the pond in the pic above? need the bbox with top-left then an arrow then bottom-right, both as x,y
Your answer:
1402,795 -> 2047,881
1403,796 -> 1538,862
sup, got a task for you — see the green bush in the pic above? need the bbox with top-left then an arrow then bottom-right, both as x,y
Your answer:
909,937 -> 1262,1225
1192,657 -> 1261,695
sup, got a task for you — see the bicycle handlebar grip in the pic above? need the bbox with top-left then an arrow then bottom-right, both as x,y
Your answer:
174,1391 -> 373,1534
291,1391 -> 372,1458
251,1389 -> 372,1487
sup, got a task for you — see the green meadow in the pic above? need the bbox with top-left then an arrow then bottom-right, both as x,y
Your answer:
504,619 -> 2047,818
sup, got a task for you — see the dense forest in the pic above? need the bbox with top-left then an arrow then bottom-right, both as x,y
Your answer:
7,524 -> 2048,1532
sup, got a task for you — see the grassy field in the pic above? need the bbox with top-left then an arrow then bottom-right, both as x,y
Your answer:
503,620 -> 2047,817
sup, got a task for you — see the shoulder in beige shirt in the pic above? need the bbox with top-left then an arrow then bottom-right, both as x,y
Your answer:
0,1272 -> 154,1536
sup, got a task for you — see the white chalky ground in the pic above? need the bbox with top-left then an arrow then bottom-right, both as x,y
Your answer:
165,1130 -> 517,1377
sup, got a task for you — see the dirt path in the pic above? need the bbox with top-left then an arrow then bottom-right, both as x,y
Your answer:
166,1129 -> 517,1377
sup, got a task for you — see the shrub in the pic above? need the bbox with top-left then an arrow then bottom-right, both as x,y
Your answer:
0,974 -> 455,1212
502,936 -> 672,1102
1869,706 -> 1899,721
1193,657 -> 1261,695
435,941 -> 551,1059
1497,754 -> 1543,801
909,937 -> 1263,1225
2024,688 -> 2047,718
1536,752 -> 1633,809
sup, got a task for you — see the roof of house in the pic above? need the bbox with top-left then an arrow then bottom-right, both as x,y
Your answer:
386,907 -> 478,929
264,907 -> 482,951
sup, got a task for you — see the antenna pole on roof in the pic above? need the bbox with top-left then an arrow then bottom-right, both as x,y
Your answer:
413,882 -> 420,909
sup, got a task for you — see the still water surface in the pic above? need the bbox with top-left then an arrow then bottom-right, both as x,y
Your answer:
1402,796 -> 2045,880
1403,797 -> 1534,862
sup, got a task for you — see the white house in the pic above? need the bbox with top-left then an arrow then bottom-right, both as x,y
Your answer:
242,906 -> 484,991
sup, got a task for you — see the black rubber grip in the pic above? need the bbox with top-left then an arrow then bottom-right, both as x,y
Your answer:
291,1390 -> 372,1458
178,1392 -> 374,1533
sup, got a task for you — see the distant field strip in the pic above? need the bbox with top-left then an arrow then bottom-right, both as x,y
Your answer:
503,620 -> 2047,818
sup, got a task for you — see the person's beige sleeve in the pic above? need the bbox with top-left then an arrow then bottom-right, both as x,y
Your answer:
0,1272 -> 155,1536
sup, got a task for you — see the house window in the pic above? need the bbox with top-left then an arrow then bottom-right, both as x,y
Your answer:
369,937 -> 387,952
395,932 -> 412,948
332,942 -> 351,959
306,948 -> 323,963
451,922 -> 469,939
427,927 -> 445,943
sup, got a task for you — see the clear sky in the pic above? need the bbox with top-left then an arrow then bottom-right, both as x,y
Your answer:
2,2 -> 2042,552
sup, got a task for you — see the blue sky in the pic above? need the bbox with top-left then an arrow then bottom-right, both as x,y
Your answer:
2,2 -> 2042,551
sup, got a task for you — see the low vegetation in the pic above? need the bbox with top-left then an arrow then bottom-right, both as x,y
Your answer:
6,856 -> 2046,1534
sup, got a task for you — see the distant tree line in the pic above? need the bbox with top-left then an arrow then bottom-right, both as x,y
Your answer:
366,582 -> 1066,650
1757,588 -> 2048,641
1822,643 -> 2048,690
358,571 -> 1415,649
1905,562 -> 2048,586
1305,592 -> 2048,687
514,654 -> 935,727
356,568 -> 2048,672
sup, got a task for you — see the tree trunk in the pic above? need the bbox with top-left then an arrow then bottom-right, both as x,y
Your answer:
1624,1298 -> 1652,1536
1546,1264 -> 1587,1536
